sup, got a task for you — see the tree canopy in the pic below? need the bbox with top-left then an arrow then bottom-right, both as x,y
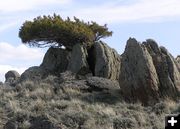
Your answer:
19,14 -> 112,50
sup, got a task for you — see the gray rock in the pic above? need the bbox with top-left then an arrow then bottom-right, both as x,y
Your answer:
67,44 -> 90,75
176,55 -> 180,71
93,42 -> 121,80
5,70 -> 20,83
59,71 -> 76,82
5,70 -> 20,86
119,38 -> 180,104
41,47 -> 71,74
20,66 -> 47,81
59,79 -> 88,91
86,77 -> 120,91
176,55 -> 180,63
57,76 -> 119,93
0,81 -> 3,85
20,47 -> 71,81
119,38 -> 159,104
144,39 -> 180,99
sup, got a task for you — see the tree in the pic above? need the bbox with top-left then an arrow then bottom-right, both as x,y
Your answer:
19,14 -> 113,50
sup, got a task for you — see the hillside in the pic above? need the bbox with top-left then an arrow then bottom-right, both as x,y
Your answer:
0,38 -> 180,129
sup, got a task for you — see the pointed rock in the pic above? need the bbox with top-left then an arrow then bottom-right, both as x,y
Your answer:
144,39 -> 180,98
119,38 -> 180,104
93,42 -> 121,80
119,38 -> 160,104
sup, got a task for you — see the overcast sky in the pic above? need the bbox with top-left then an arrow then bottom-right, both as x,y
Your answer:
0,0 -> 180,82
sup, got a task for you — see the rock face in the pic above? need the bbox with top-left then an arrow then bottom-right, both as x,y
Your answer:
176,55 -> 180,71
20,47 -> 71,81
86,77 -> 120,91
144,39 -> 180,98
41,47 -> 71,74
68,44 -> 90,75
90,42 -> 121,80
176,56 -> 180,64
20,66 -> 47,81
20,42 -> 121,81
5,70 -> 20,84
17,39 -> 179,104
119,38 -> 180,104
119,38 -> 160,104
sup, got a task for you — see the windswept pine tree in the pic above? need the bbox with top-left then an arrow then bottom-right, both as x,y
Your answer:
19,14 -> 112,50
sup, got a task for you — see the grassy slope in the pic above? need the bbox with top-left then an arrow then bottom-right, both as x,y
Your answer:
0,76 -> 179,129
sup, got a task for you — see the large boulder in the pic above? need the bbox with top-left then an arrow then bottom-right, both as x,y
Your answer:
90,42 -> 121,80
119,38 -> 180,104
5,70 -> 20,82
86,77 -> 120,91
144,39 -> 180,98
67,44 -> 90,75
41,47 -> 71,74
20,66 -> 47,82
20,43 -> 121,82
20,47 -> 71,81
119,38 -> 160,104
5,70 -> 20,85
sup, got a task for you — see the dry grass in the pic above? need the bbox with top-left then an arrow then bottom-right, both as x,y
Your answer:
0,78 -> 179,129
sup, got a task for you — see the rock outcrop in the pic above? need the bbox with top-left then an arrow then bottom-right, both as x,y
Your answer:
119,38 -> 180,104
86,77 -> 120,91
119,38 -> 160,104
5,70 -> 20,86
5,70 -> 20,82
144,39 -> 180,99
67,42 -> 121,79
20,42 -> 121,81
41,47 -> 71,74
17,39 -> 179,104
68,44 -> 90,75
176,55 -> 180,71
89,42 -> 121,80
20,47 -> 71,81
20,66 -> 47,81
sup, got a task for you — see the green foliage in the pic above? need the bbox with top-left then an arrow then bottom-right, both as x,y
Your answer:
19,14 -> 112,50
